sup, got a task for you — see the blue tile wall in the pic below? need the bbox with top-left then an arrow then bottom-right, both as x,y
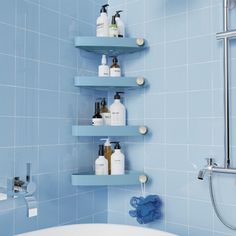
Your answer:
107,0 -> 236,236
0,0 -> 107,235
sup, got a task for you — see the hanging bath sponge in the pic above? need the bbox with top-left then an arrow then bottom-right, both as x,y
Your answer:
129,195 -> 162,224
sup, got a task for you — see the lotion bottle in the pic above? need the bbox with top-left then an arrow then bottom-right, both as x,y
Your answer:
110,92 -> 126,126
100,98 -> 111,125
95,145 -> 108,175
96,4 -> 109,37
111,142 -> 125,175
92,101 -> 103,126
101,138 -> 112,174
115,10 -> 125,37
98,55 -> 109,77
110,56 -> 121,77
109,15 -> 118,37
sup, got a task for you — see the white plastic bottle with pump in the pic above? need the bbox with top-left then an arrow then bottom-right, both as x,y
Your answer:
96,4 -> 109,37
110,92 -> 126,126
95,145 -> 108,175
111,142 -> 125,175
115,10 -> 125,37
98,55 -> 109,77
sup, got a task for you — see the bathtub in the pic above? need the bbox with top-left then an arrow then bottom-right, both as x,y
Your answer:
17,224 -> 177,236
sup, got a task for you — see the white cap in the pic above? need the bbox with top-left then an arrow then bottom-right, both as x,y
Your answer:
100,138 -> 111,146
101,54 -> 107,65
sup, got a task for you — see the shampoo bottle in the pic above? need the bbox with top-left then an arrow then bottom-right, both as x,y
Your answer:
101,138 -> 112,175
110,56 -> 121,77
98,55 -> 109,77
95,145 -> 108,175
115,10 -> 125,37
100,98 -> 111,125
92,100 -> 103,126
96,4 -> 109,37
109,15 -> 118,37
110,92 -> 126,126
111,142 -> 125,175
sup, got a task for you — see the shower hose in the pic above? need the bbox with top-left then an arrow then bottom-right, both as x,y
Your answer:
209,174 -> 236,230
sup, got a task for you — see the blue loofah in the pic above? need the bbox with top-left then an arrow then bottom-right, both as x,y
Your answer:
129,195 -> 162,224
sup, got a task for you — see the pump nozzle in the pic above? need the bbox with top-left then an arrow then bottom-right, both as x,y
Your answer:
100,138 -> 111,146
115,10 -> 123,17
114,92 -> 124,99
100,4 -> 109,13
111,141 -> 121,149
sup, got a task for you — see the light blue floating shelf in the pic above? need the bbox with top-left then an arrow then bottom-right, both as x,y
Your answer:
72,125 -> 148,137
74,36 -> 147,56
74,76 -> 146,91
71,171 -> 145,186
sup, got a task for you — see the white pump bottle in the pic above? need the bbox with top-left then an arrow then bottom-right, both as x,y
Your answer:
96,4 -> 109,37
111,142 -> 125,175
115,10 -> 125,37
98,55 -> 109,77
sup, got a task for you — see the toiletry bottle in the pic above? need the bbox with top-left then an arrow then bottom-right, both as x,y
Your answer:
95,145 -> 108,175
101,138 -> 112,175
110,92 -> 126,126
110,56 -> 121,77
96,4 -> 109,37
98,55 -> 109,77
111,142 -> 125,175
115,10 -> 125,37
109,15 -> 118,37
100,97 -> 111,125
92,100 -> 103,126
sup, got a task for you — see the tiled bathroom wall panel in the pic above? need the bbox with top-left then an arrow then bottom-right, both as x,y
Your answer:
0,1 -> 107,235
107,0 -> 236,236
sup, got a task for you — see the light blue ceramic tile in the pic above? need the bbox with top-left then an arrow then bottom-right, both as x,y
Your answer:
145,69 -> 165,94
77,0 -> 94,23
166,171 -> 188,198
14,206 -> 37,235
77,215 -> 93,224
38,200 -> 59,229
16,29 -> 39,60
165,13 -> 187,41
59,195 -> 77,224
16,1 -> 39,31
59,170 -> 76,197
39,90 -> 59,117
40,0 -> 59,11
0,23 -> 15,55
16,58 -> 38,88
166,0 -> 187,16
189,90 -> 212,118
189,200 -> 213,229
145,18 -> 164,45
213,117 -> 224,146
60,15 -> 79,42
0,118 -> 14,147
39,118 -> 59,145
40,7 -> 59,37
77,192 -> 94,218
188,8 -> 211,37
0,210 -> 14,236
16,88 -> 38,117
40,35 -> 59,64
0,148 -> 14,177
213,89 -> 224,117
94,212 -> 107,223
39,62 -> 59,90
145,144 -> 165,169
0,54 -> 15,86
145,44 -> 164,70
0,86 -> 14,116
60,41 -> 77,68
60,67 -> 77,93
59,93 -> 78,118
165,65 -> 187,92
107,211 -> 125,224
145,93 -> 164,119
166,40 -> 187,67
0,0 -> 16,25
59,118 -> 77,144
145,0 -> 165,21
39,146 -> 59,174
94,189 -> 107,212
166,222 -> 188,236
60,0 -> 77,18
188,0 -> 211,10
165,196 -> 188,225
38,173 -> 59,201
189,227 -> 213,236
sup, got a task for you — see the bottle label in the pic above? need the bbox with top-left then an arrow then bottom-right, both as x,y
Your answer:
92,118 -> 103,126
98,66 -> 109,77
111,111 -> 125,126
102,112 -> 111,125
95,163 -> 105,175
110,68 -> 121,77
109,27 -> 118,37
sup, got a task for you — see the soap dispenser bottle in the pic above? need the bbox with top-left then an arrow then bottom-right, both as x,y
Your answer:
101,138 -> 112,174
115,10 -> 125,37
110,56 -> 121,77
92,100 -> 103,126
95,145 -> 108,175
96,4 -> 109,37
109,15 -> 118,37
98,55 -> 109,77
100,98 -> 111,125
111,142 -> 125,175
110,92 -> 126,126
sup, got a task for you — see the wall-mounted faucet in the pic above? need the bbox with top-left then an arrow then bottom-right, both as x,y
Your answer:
8,163 -> 37,218
197,158 -> 217,180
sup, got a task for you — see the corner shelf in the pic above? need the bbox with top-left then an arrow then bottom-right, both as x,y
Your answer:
74,36 -> 147,56
71,171 -> 145,186
72,125 -> 148,137
74,76 -> 146,91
